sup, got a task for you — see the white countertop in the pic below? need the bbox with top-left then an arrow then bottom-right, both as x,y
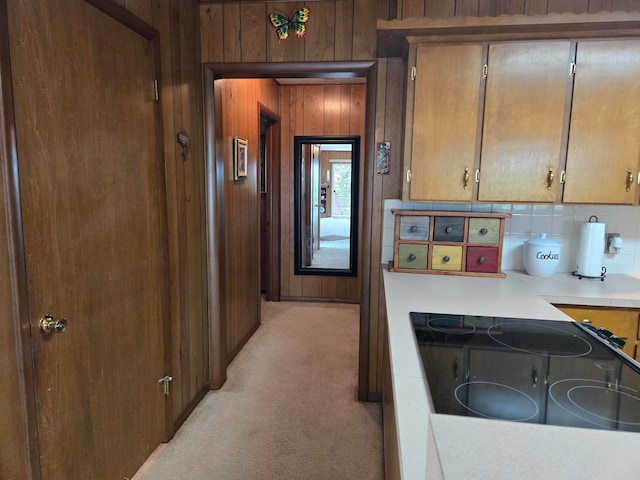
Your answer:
383,269 -> 640,480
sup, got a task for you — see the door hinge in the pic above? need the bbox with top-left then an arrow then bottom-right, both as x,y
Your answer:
153,79 -> 159,101
482,63 -> 488,79
159,375 -> 172,396
410,66 -> 416,81
406,169 -> 412,183
569,62 -> 576,77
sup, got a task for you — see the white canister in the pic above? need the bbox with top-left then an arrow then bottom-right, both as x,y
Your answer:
524,233 -> 561,277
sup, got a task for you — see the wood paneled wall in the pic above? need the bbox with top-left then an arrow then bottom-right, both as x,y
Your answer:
114,0 -> 210,432
279,84 -> 365,302
216,79 -> 280,360
152,0 -> 210,430
199,0 -> 392,63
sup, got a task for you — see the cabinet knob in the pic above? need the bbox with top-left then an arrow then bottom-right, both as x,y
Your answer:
409,225 -> 417,233
479,228 -> 488,235
407,253 -> 416,262
478,256 -> 486,264
442,256 -> 450,263
445,226 -> 453,234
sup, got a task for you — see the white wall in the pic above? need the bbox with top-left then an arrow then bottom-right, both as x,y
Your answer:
382,200 -> 640,274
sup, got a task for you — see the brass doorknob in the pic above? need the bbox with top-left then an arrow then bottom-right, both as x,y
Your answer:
39,314 -> 68,336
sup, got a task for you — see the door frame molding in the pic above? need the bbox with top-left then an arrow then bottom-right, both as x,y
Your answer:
0,0 -> 39,477
258,103 -> 281,302
202,61 -> 377,399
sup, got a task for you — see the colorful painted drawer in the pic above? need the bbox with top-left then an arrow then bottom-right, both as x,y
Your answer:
397,244 -> 429,269
466,246 -> 499,273
431,245 -> 463,271
390,210 -> 510,278
399,215 -> 430,240
468,218 -> 500,244
433,217 -> 465,242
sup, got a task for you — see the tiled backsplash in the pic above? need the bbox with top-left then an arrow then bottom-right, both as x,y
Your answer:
382,200 -> 640,274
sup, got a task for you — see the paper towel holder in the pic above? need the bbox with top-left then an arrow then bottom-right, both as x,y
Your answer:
606,233 -> 622,254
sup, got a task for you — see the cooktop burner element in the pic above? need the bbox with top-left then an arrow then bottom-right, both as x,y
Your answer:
427,315 -> 476,335
548,379 -> 640,431
487,321 -> 593,357
411,312 -> 640,432
454,381 -> 540,422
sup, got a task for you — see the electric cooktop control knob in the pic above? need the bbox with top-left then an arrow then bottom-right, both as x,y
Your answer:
609,335 -> 626,349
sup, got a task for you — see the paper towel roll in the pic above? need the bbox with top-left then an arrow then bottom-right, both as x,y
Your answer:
575,221 -> 605,277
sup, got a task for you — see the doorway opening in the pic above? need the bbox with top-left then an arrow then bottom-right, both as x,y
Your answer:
203,61 -> 376,398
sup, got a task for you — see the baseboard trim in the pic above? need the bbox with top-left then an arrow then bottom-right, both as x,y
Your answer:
280,296 -> 359,304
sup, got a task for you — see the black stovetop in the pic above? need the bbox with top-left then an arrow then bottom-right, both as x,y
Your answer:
411,312 -> 640,432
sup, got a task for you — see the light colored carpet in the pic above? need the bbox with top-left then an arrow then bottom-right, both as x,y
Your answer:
134,301 -> 384,480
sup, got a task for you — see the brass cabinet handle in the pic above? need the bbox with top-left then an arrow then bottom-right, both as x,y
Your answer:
39,314 -> 68,336
627,168 -> 634,192
475,169 -> 480,183
547,169 -> 554,190
559,170 -> 566,184
407,253 -> 416,262
463,167 -> 469,190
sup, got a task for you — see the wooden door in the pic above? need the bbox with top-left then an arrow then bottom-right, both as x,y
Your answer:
8,1 -> 168,478
406,44 -> 484,202
563,39 -> 640,204
478,41 -> 571,202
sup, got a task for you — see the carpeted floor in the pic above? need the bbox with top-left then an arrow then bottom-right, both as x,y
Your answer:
134,301 -> 384,480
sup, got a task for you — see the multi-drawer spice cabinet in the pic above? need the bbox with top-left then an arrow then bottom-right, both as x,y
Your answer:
390,210 -> 510,278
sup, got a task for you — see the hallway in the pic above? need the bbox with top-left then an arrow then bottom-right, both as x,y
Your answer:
134,301 -> 384,480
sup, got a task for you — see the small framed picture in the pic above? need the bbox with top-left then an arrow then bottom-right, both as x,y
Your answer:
234,137 -> 248,180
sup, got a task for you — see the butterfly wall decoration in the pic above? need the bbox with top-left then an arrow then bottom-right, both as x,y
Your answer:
269,7 -> 310,42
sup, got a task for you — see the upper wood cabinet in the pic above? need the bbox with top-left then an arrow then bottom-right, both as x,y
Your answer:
478,41 -> 572,203
562,39 -> 640,204
404,44 -> 484,202
396,13 -> 640,205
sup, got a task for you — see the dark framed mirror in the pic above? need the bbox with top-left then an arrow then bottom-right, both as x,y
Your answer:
294,135 -> 360,276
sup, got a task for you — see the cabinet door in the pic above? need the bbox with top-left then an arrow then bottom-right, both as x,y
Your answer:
563,40 -> 640,204
556,305 -> 639,359
407,44 -> 484,201
478,41 -> 572,202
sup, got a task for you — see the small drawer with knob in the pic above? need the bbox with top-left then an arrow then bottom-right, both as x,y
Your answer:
433,217 -> 464,242
390,210 -> 509,277
431,245 -> 462,271
468,218 -> 500,244
397,244 -> 429,269
466,246 -> 499,273
399,215 -> 430,240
